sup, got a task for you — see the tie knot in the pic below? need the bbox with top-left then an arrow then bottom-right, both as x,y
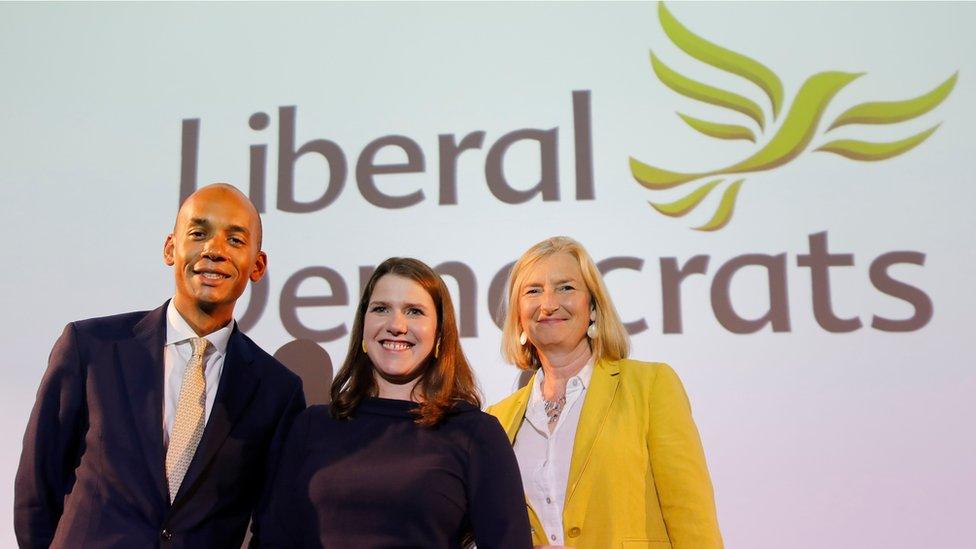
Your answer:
190,337 -> 209,360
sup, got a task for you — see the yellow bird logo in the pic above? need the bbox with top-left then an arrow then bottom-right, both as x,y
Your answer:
631,2 -> 957,231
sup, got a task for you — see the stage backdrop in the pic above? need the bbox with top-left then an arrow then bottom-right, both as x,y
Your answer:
2,2 -> 974,547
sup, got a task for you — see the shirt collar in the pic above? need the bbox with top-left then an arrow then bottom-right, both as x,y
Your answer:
528,356 -> 595,405
165,299 -> 234,356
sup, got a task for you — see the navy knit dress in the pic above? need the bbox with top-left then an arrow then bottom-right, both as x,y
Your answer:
258,397 -> 531,548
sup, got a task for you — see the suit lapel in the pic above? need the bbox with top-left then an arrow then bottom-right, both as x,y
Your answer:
171,326 -> 259,505
118,303 -> 169,505
565,359 -> 620,504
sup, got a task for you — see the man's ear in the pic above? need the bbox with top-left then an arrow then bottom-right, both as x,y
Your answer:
163,234 -> 175,266
250,251 -> 268,282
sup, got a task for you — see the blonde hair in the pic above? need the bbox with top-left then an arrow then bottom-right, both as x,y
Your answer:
501,236 -> 630,370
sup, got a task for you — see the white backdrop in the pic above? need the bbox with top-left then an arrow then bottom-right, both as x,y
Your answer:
2,3 -> 974,547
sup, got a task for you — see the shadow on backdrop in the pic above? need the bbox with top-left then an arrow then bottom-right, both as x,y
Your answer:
273,339 -> 334,406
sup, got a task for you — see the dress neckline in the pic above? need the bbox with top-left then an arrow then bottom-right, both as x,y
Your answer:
357,396 -> 420,418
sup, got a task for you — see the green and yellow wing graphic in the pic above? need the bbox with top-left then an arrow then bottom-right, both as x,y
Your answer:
631,2 -> 957,231
818,73 -> 957,160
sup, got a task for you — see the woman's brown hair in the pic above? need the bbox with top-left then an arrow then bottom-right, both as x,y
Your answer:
330,257 -> 481,425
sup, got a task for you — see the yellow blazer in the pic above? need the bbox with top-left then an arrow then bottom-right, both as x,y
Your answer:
487,359 -> 723,549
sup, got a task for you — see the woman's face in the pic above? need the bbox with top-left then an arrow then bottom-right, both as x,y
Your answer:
518,252 -> 592,355
363,274 -> 438,383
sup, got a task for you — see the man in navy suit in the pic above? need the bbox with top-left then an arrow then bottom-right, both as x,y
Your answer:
15,183 -> 305,548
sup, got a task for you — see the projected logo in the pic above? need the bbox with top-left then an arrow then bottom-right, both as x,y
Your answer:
630,2 -> 957,231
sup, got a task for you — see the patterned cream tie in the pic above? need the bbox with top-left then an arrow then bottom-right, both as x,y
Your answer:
166,336 -> 209,503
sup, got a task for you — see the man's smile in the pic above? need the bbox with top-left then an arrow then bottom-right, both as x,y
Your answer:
193,269 -> 232,283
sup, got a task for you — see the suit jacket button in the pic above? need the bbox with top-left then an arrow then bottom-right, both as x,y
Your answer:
160,529 -> 173,541
568,526 -> 582,538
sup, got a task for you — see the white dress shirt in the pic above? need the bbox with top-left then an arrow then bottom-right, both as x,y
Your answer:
513,360 -> 594,545
162,299 -> 233,449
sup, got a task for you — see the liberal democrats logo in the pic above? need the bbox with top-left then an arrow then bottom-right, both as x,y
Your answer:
630,3 -> 957,231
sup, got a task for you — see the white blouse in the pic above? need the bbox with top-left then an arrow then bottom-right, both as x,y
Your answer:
512,360 -> 594,545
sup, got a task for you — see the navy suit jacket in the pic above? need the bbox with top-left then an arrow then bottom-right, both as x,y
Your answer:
14,302 -> 306,548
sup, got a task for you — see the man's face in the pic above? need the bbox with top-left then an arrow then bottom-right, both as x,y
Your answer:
163,186 -> 266,317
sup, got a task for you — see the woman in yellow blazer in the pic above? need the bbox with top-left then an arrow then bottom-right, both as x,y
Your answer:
487,237 -> 722,549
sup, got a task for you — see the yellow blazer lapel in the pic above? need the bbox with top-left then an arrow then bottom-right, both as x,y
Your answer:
492,376 -> 534,444
487,375 -> 543,542
565,359 -> 621,504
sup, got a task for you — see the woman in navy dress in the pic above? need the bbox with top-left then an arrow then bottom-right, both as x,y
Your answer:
258,257 -> 531,548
